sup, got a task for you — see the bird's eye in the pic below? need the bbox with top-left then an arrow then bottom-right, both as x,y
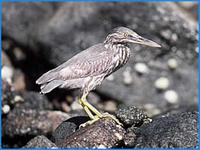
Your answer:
124,33 -> 129,37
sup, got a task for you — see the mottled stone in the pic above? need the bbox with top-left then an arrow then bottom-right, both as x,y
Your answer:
24,135 -> 57,148
116,105 -> 151,127
134,112 -> 198,148
57,118 -> 125,148
5,108 -> 70,138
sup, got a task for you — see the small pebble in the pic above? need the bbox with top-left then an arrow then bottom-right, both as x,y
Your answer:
13,47 -> 26,61
98,144 -> 106,148
123,67 -> 133,85
71,99 -> 82,110
164,90 -> 179,104
134,63 -> 149,74
66,95 -> 73,103
154,77 -> 170,90
171,33 -> 178,42
2,104 -> 10,114
195,47 -> 198,53
143,103 -> 161,116
167,58 -> 178,70
161,29 -> 171,40
103,100 -> 117,112
2,66 -> 13,82
14,95 -> 24,103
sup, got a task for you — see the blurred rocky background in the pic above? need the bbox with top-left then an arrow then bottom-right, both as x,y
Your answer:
2,2 -> 198,148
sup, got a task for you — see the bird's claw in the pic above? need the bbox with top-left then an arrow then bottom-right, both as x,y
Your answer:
101,112 -> 123,126
79,113 -> 123,128
79,115 -> 100,128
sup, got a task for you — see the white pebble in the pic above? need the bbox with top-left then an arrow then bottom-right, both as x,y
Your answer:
167,58 -> 178,69
154,77 -> 170,90
123,67 -> 133,85
2,66 -> 13,81
71,98 -> 82,110
195,47 -> 198,53
164,90 -> 179,104
115,133 -> 123,140
143,103 -> 161,116
14,95 -> 24,102
2,105 -> 10,114
134,63 -> 149,74
98,144 -> 106,148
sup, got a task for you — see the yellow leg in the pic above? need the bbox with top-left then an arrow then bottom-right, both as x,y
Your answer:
79,94 -> 102,118
83,105 -> 95,119
79,93 -> 123,126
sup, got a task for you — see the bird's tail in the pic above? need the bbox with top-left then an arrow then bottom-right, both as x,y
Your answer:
36,70 -> 58,85
36,70 -> 64,94
40,80 -> 64,94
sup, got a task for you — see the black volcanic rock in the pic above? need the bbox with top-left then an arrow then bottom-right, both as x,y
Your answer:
52,116 -> 90,145
116,105 -> 151,127
131,111 -> 198,148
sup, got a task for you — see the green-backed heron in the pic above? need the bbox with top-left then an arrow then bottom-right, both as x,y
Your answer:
36,27 -> 161,125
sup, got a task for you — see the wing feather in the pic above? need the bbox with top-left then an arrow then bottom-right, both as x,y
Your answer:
36,43 -> 114,84
58,50 -> 113,79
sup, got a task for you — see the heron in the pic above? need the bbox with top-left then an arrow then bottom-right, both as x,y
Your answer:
36,27 -> 161,125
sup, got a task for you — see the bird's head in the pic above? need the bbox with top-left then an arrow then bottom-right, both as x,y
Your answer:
105,27 -> 161,47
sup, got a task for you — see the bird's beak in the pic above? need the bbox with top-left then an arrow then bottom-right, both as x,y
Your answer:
129,35 -> 161,48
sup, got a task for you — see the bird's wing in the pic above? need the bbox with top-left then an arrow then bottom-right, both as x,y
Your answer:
58,47 -> 114,80
36,43 -> 113,84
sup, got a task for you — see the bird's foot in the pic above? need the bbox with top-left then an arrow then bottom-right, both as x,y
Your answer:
79,115 -> 100,128
101,112 -> 123,126
79,113 -> 123,128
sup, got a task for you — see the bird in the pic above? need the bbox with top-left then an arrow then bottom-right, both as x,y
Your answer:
36,27 -> 161,125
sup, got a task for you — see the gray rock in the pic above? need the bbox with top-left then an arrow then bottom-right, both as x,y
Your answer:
4,108 -> 70,138
133,111 -> 198,148
52,116 -> 90,145
57,118 -> 125,148
24,135 -> 57,148
18,91 -> 53,110
2,80 -> 21,112
123,126 -> 138,147
116,105 -> 151,127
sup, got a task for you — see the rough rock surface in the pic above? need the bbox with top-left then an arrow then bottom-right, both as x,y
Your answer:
4,108 -> 70,138
51,116 -> 90,145
116,105 -> 151,127
18,92 -> 53,110
132,111 -> 198,148
56,118 -> 125,148
24,135 -> 57,148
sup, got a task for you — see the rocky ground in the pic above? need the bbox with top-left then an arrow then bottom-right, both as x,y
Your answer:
2,2 -> 198,148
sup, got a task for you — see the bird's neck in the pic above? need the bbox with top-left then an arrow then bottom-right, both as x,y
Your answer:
103,42 -> 129,52
103,42 -> 131,74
